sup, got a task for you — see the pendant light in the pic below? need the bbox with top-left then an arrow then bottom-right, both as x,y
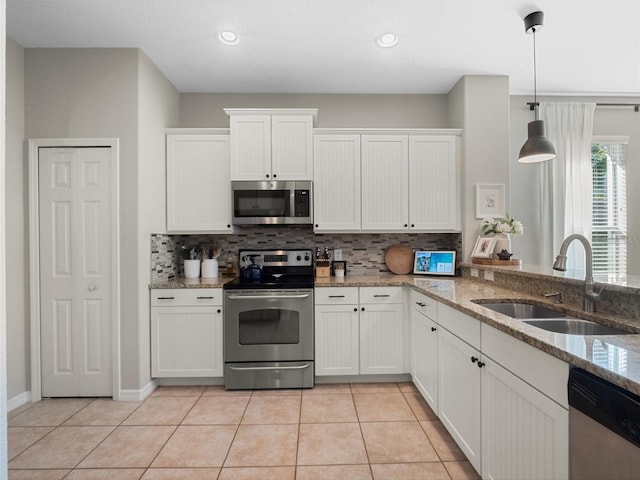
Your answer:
518,11 -> 556,163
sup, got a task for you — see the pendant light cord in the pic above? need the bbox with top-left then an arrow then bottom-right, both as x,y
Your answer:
533,28 -> 539,120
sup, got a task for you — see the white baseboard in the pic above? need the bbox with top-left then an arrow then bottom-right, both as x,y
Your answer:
8,391 -> 32,412
117,380 -> 157,401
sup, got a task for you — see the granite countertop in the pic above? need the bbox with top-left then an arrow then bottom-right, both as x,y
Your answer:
149,276 -> 236,289
316,274 -> 640,396
151,273 -> 640,395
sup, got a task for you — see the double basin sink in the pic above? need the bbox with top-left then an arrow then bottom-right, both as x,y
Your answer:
472,301 -> 632,336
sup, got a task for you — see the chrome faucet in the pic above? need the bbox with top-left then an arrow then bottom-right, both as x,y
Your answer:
552,234 -> 600,312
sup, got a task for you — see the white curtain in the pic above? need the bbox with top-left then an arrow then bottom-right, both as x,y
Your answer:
539,102 -> 596,272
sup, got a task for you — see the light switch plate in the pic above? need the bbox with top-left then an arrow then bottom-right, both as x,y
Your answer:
470,268 -> 479,278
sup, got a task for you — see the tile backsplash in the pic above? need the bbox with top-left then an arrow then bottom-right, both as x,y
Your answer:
150,226 -> 462,282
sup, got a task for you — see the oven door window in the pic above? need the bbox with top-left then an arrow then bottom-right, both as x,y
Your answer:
238,308 -> 299,345
234,190 -> 290,218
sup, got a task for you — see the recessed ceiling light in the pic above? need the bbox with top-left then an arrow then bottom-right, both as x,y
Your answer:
377,33 -> 399,48
218,31 -> 239,45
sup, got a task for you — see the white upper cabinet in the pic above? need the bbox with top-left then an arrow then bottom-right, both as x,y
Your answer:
409,135 -> 460,231
166,131 -> 233,233
271,115 -> 314,180
312,129 -> 461,233
361,135 -> 409,231
228,115 -> 272,180
313,134 -> 361,231
226,109 -> 316,181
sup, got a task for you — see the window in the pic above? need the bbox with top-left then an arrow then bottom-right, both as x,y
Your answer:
591,139 -> 627,276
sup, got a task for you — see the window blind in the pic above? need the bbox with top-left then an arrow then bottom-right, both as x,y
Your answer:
591,142 -> 627,275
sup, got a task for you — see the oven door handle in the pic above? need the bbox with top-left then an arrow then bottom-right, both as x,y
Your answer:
226,293 -> 311,300
228,363 -> 312,371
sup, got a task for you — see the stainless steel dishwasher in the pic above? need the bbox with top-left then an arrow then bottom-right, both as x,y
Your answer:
569,368 -> 640,479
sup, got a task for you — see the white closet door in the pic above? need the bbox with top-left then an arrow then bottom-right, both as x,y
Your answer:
39,147 -> 112,397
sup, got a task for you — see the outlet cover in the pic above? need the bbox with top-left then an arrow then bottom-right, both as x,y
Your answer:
470,268 -> 479,278
484,270 -> 495,281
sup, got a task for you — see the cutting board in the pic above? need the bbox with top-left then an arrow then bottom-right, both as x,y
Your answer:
385,244 -> 414,274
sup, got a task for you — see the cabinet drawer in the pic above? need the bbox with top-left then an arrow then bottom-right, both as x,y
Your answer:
359,286 -> 403,304
437,302 -> 480,350
482,324 -> 569,408
151,288 -> 222,306
410,289 -> 438,321
315,287 -> 359,304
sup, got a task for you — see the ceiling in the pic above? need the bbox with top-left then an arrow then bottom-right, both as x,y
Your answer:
7,0 -> 640,95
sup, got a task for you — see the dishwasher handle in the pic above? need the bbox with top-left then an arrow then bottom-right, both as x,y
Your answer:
569,367 -> 640,448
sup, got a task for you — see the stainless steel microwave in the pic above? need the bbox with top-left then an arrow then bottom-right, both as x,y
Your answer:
231,180 -> 313,225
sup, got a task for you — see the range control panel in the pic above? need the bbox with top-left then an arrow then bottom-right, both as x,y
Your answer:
239,249 -> 313,267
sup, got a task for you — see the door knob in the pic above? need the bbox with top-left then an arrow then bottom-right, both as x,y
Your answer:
88,284 -> 97,291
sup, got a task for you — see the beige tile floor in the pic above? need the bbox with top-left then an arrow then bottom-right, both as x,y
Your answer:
7,382 -> 481,480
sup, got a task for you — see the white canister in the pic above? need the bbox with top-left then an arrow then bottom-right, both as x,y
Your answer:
334,266 -> 345,278
201,259 -> 219,278
183,259 -> 201,279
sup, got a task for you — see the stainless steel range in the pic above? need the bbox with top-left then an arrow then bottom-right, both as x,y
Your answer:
223,249 -> 314,390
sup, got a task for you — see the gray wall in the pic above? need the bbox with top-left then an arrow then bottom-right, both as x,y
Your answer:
180,93 -> 449,128
23,48 -> 180,394
510,95 -> 640,274
5,36 -> 27,401
25,48 -> 141,392
136,53 -> 180,387
448,76 -> 511,260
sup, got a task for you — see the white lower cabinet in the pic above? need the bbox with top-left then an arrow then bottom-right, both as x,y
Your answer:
359,301 -> 404,374
425,294 -> 569,479
481,355 -> 569,480
481,323 -> 569,480
314,303 -> 360,376
150,289 -> 223,377
437,325 -> 482,472
410,290 -> 439,412
315,286 -> 404,376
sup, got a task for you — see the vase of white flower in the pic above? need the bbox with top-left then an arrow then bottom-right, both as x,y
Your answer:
481,214 -> 524,258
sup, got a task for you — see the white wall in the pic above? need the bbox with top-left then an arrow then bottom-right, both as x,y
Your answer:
136,51 -> 179,389
5,36 -> 28,403
510,95 -> 640,273
180,93 -> 449,128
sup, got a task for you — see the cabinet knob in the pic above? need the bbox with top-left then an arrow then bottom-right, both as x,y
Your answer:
471,356 -> 478,363
361,307 -> 365,311
354,308 -> 358,312
315,224 -> 319,228
227,224 -> 231,228
404,224 -> 408,228
411,224 -> 415,228
477,361 -> 486,368
431,327 -> 437,332
273,174 -> 277,178
416,301 -> 426,307
217,309 -> 222,314
88,284 -> 97,291
266,174 -> 270,178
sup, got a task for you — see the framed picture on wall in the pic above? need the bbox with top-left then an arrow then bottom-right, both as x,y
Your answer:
471,236 -> 497,259
475,184 -> 505,218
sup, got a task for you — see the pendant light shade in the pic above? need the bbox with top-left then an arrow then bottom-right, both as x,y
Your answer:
518,11 -> 556,163
518,120 -> 556,163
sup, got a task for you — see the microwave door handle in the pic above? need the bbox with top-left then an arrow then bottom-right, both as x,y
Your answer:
226,293 -> 311,300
